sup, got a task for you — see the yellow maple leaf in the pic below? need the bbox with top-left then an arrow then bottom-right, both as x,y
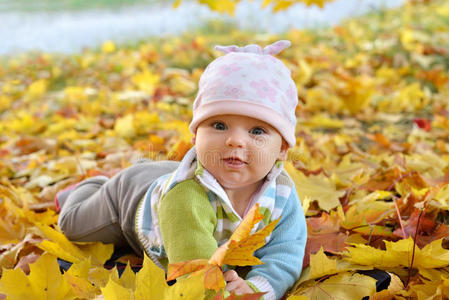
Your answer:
415,238 -> 449,269
340,205 -> 394,237
285,162 -> 346,212
64,272 -> 98,299
0,253 -> 74,300
343,243 -> 400,269
135,253 -> 205,300
291,271 -> 377,299
36,223 -> 113,266
109,263 -> 136,291
408,277 -> 449,300
101,279 -> 134,300
297,247 -> 371,286
309,247 -> 338,279
344,237 -> 449,271
88,266 -> 112,288
0,266 -> 35,299
219,218 -> 279,267
333,154 -> 369,187
4,198 -> 58,226
63,258 -> 100,299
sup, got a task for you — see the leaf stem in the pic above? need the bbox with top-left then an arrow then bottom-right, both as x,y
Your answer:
405,208 -> 424,288
393,195 -> 406,238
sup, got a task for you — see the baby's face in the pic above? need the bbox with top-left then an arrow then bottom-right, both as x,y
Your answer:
194,114 -> 287,192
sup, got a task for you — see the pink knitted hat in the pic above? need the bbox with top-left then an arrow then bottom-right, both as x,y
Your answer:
189,40 -> 298,147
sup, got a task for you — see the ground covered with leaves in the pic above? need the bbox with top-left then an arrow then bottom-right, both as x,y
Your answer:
1,0 -> 449,299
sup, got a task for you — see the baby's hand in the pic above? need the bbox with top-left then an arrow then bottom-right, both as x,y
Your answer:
224,270 -> 254,295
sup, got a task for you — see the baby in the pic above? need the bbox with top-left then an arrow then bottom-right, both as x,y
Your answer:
56,40 -> 307,299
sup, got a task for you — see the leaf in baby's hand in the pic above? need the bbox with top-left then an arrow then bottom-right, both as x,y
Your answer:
209,203 -> 266,266
229,203 -> 265,243
168,261 -> 225,291
220,217 -> 279,266
167,203 -> 279,292
167,259 -> 208,281
203,264 -> 226,291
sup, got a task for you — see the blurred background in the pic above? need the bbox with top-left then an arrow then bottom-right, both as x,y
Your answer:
2,1 -> 449,299
1,0 -> 403,55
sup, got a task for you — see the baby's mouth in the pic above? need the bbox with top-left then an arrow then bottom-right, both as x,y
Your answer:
222,157 -> 247,166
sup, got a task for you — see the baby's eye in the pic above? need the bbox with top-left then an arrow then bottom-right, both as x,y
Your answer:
250,127 -> 266,135
212,122 -> 227,131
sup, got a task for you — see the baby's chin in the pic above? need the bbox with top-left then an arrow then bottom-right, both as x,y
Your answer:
216,176 -> 262,191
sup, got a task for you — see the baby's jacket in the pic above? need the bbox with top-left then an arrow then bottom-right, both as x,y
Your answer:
135,147 -> 307,300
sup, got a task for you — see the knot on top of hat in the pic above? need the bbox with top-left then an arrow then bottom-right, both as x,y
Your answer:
214,40 -> 291,56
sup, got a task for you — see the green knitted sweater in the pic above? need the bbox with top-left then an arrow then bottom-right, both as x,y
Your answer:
158,178 -> 218,263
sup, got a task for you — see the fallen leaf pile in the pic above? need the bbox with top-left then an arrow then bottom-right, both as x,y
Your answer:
1,0 -> 449,298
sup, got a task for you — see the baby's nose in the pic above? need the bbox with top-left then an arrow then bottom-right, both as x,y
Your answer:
225,129 -> 246,148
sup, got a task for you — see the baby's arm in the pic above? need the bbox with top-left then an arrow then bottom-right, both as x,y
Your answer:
245,185 -> 307,300
158,179 -> 218,262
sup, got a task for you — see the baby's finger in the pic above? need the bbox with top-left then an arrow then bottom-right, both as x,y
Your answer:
225,280 -> 240,292
223,270 -> 238,282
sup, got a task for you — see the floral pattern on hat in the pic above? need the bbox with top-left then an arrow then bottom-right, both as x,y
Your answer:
250,79 -> 277,103
218,62 -> 243,77
223,85 -> 246,99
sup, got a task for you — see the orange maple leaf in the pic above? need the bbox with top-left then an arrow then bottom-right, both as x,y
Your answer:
167,203 -> 279,291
